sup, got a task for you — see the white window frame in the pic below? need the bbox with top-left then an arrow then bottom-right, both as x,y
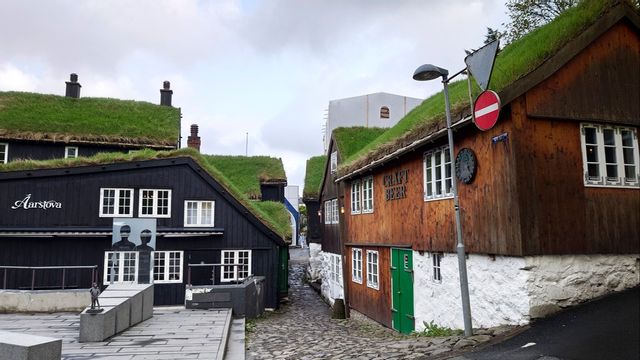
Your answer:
103,251 -> 138,283
351,248 -> 362,284
324,199 -> 339,224
362,176 -> 374,213
432,252 -> 443,282
330,151 -> 338,174
0,143 -> 8,164
324,201 -> 331,225
220,250 -> 252,282
64,146 -> 78,159
139,189 -> 172,218
331,198 -> 339,224
99,188 -> 134,217
580,124 -> 639,188
423,146 -> 453,201
151,251 -> 183,283
184,200 -> 215,227
350,180 -> 361,214
366,250 -> 379,290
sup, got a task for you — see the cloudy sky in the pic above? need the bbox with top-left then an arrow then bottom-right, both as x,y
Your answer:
0,0 -> 508,194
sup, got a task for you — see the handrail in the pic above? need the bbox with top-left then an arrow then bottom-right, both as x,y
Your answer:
1,265 -> 99,290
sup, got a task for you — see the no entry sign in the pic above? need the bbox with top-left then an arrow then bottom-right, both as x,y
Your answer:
473,90 -> 501,131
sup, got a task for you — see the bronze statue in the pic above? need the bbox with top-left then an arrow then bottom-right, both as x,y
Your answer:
90,282 -> 101,309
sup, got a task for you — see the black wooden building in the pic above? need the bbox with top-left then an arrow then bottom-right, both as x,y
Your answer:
0,151 -> 291,308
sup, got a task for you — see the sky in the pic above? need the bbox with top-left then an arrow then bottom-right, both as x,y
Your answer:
0,0 -> 509,195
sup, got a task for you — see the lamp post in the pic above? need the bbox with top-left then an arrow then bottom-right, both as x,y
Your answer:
413,64 -> 473,337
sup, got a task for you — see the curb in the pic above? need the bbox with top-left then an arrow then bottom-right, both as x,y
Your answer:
216,309 -> 233,360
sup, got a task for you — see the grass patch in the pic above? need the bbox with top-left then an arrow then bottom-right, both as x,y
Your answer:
0,148 -> 291,240
0,92 -> 181,145
341,0 -> 625,170
333,127 -> 387,162
415,321 -> 464,337
303,155 -> 326,199
203,155 -> 286,199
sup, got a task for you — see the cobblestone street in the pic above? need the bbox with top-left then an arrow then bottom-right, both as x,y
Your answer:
245,248 -> 507,360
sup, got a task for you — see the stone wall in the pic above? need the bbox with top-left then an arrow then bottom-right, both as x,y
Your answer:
0,289 -> 89,313
317,251 -> 343,305
307,243 -> 323,282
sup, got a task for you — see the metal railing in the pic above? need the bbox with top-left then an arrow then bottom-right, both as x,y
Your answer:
187,263 -> 252,286
1,265 -> 99,290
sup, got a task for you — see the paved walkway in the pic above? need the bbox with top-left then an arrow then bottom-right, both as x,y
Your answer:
0,307 -> 231,359
245,248 -> 507,359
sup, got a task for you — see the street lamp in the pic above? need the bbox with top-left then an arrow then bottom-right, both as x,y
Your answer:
413,64 -> 473,337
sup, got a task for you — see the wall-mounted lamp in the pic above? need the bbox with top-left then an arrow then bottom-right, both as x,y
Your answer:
317,210 -> 322,217
340,206 -> 345,214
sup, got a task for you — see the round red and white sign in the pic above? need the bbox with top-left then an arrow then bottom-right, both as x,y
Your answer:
473,90 -> 501,131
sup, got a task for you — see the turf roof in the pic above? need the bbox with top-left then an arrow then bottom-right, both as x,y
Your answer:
303,155 -> 327,200
339,0 -> 634,177
0,91 -> 181,147
332,127 -> 387,160
0,148 -> 291,241
203,155 -> 287,200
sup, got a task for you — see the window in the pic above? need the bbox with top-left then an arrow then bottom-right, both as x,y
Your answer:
330,254 -> 342,283
362,176 -> 374,213
103,251 -> 138,283
0,143 -> 7,164
580,124 -> 639,187
324,199 -> 339,224
330,151 -> 338,174
332,199 -> 339,224
152,251 -> 183,283
184,200 -> 214,227
424,147 -> 453,200
139,189 -> 171,218
366,250 -> 379,290
221,250 -> 252,282
380,106 -> 390,119
352,248 -> 362,284
65,146 -> 78,159
350,180 -> 361,214
432,253 -> 443,282
99,188 -> 133,217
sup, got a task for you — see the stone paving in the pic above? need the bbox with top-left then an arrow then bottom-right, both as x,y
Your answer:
246,248 -> 513,360
0,307 -> 231,359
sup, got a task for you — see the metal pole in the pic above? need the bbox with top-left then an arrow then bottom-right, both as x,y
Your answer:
31,269 -> 35,290
245,132 -> 249,156
62,268 -> 66,290
442,76 -> 473,337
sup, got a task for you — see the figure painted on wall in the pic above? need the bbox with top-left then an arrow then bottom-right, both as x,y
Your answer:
112,225 -> 135,250
134,229 -> 154,251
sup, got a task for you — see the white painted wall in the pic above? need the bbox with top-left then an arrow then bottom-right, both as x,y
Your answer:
318,251 -> 343,305
285,185 -> 300,246
413,252 -> 640,330
323,92 -> 422,151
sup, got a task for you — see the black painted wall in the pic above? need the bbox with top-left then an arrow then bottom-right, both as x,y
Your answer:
0,158 -> 285,308
303,200 -> 321,243
3,140 -> 144,162
260,183 -> 285,202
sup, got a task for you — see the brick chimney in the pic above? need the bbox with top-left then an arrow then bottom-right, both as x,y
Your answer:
65,73 -> 81,98
160,81 -> 173,106
187,124 -> 201,151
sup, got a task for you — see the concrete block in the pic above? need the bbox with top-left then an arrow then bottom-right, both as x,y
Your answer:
0,330 -> 62,360
80,307 -> 116,342
141,285 -> 154,321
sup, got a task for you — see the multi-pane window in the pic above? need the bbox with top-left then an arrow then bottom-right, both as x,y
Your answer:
152,251 -> 183,283
330,151 -> 338,174
332,199 -> 339,223
424,146 -> 453,200
99,188 -> 133,217
581,124 -> 639,187
352,248 -> 362,284
324,199 -> 339,224
432,253 -> 443,282
0,143 -> 7,164
362,176 -> 374,213
139,189 -> 171,218
65,146 -> 78,159
331,254 -> 342,283
366,250 -> 379,290
103,251 -> 138,283
221,250 -> 252,282
184,200 -> 214,227
351,180 -> 361,214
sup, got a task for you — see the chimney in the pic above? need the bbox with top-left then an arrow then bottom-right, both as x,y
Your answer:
160,80 -> 173,106
187,124 -> 201,151
65,73 -> 81,98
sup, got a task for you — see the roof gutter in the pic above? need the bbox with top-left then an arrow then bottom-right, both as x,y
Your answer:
336,115 -> 472,182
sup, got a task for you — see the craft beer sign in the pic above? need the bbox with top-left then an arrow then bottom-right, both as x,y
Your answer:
384,169 -> 409,201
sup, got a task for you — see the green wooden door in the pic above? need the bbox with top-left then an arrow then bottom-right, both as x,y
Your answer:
391,248 -> 414,334
278,246 -> 289,296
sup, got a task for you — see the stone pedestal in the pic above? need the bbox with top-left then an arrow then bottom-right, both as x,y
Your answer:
0,331 -> 61,360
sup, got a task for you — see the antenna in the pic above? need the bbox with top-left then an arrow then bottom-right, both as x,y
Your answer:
245,132 -> 248,156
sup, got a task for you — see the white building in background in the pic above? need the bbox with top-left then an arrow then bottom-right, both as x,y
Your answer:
284,185 -> 300,247
323,92 -> 423,152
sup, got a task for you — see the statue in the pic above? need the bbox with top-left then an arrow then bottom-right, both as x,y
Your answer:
90,282 -> 101,310
112,225 -> 135,250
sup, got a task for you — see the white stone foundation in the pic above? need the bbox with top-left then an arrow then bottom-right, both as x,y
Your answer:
314,249 -> 343,305
413,252 -> 639,330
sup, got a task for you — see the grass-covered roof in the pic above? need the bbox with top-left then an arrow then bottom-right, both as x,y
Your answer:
203,155 -> 287,200
339,0 -> 635,177
303,155 -> 327,200
0,91 -> 181,147
332,127 -> 387,161
0,148 -> 291,241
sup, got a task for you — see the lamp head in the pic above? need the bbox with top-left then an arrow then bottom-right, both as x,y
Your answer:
413,64 -> 449,81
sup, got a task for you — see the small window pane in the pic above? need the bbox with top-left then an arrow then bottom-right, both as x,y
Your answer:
603,129 -> 615,146
586,145 -> 598,163
585,127 -> 597,144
